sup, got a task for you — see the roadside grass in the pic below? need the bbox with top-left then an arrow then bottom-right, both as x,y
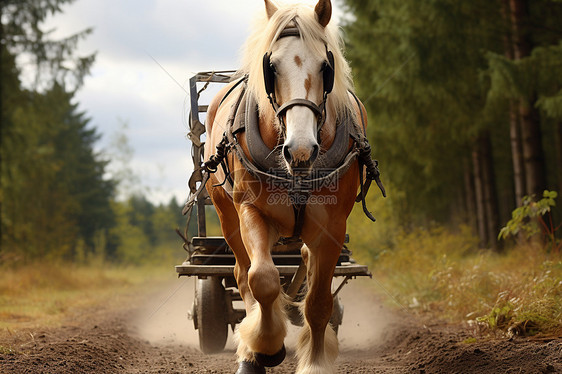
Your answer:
352,223 -> 562,337
0,247 -> 184,332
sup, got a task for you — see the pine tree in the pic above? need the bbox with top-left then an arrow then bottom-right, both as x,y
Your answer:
1,0 -> 114,261
1,0 -> 95,91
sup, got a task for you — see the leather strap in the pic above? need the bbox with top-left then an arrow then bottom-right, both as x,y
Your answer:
278,27 -> 300,39
276,98 -> 323,118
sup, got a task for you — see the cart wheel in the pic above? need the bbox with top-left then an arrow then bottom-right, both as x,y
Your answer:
195,276 -> 228,354
330,295 -> 344,336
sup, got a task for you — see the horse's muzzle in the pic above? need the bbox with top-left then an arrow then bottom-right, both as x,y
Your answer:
282,142 -> 319,176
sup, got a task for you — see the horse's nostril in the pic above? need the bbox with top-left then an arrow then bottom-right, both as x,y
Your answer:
310,144 -> 319,162
282,145 -> 293,164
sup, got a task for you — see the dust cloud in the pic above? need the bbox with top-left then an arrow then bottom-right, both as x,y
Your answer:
128,277 -> 236,349
336,277 -> 395,351
130,275 -> 393,353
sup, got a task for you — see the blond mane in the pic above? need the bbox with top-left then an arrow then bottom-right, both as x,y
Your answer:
238,1 -> 355,121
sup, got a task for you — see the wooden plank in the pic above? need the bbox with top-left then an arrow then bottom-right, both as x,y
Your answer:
175,263 -> 371,278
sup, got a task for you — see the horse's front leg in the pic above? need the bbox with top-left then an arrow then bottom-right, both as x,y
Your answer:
236,203 -> 287,368
297,237 -> 342,374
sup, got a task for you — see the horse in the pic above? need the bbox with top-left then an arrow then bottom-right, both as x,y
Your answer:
202,1 -> 384,373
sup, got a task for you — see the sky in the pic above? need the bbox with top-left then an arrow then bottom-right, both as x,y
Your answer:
44,0 -> 346,205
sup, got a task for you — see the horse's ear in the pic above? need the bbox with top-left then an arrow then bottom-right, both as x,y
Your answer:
315,0 -> 332,28
264,0 -> 278,19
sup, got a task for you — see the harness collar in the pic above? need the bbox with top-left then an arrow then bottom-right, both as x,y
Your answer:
185,79 -> 385,248
235,87 -> 351,178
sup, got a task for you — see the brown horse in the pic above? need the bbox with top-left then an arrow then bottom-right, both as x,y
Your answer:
203,1 -> 382,373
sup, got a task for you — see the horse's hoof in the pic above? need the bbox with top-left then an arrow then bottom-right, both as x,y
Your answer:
235,360 -> 266,374
254,344 -> 286,367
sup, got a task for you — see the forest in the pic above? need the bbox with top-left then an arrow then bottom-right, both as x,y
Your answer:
0,1 -> 187,265
2,0 -> 561,256
1,0 -> 561,260
0,0 -> 561,342
343,0 -> 562,250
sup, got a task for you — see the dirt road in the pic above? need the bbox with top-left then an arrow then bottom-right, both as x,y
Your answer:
1,277 -> 561,373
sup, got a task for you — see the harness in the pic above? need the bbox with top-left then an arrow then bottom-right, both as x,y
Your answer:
181,27 -> 385,250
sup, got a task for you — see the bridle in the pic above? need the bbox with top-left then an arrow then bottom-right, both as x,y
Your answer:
262,27 -> 335,141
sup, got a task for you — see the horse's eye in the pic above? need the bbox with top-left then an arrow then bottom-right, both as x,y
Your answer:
270,63 -> 277,73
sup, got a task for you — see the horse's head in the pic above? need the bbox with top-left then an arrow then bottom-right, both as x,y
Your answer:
262,0 -> 334,176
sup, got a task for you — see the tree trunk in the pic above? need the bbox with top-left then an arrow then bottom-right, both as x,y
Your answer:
519,97 -> 546,197
556,121 -> 562,196
463,157 -> 477,234
509,0 -> 547,198
509,101 -> 526,205
509,0 -> 531,59
471,134 -> 501,250
479,134 -> 501,251
472,144 -> 487,248
501,0 -> 526,205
